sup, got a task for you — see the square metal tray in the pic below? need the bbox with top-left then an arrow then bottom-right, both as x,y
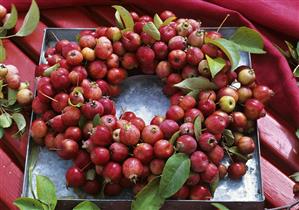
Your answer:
22,28 -> 265,210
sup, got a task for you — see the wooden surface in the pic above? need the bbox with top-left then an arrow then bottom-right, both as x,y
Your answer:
0,5 -> 298,210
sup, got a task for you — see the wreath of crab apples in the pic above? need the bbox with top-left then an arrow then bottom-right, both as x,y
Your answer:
31,6 -> 274,203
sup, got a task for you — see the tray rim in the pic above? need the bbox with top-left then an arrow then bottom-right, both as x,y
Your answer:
22,27 -> 265,207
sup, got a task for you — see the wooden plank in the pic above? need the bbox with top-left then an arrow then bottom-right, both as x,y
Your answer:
0,148 -> 23,210
259,110 -> 299,175
261,157 -> 297,207
41,7 -> 98,28
12,13 -> 47,62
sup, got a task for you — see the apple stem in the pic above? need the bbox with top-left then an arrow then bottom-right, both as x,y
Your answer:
217,14 -> 230,33
39,91 -> 58,102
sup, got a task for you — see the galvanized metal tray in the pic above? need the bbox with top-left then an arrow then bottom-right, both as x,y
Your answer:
22,28 -> 265,210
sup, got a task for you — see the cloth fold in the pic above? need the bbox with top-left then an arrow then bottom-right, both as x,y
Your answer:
2,0 -> 299,127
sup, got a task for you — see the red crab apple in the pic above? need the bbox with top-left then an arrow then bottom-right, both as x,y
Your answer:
159,119 -> 180,139
228,162 -> 247,179
90,125 -> 112,146
244,99 -> 265,120
65,167 -> 86,187
253,85 -> 274,104
190,151 -> 209,173
190,185 -> 211,200
91,147 -> 110,165
150,159 -> 165,175
121,31 -> 141,52
142,125 -> 164,145
237,87 -> 253,103
154,140 -> 174,159
176,135 -> 197,154
95,36 -> 113,59
109,142 -> 129,162
205,114 -> 226,134
122,158 -> 144,181
133,143 -> 154,164
103,162 -> 122,183
119,123 -> 140,146
198,132 -> 217,152
188,30 -> 204,47
237,136 -> 255,155
57,139 -> 79,160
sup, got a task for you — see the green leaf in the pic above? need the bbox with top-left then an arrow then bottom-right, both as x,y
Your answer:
210,175 -> 219,196
0,127 -> 3,139
222,129 -> 235,147
28,145 -> 39,199
15,0 -> 40,37
274,43 -> 290,58
159,153 -> 190,198
0,29 -> 7,37
293,65 -> 299,78
161,16 -> 177,27
12,113 -> 26,134
228,146 -> 249,161
229,26 -> 266,54
289,172 -> 299,182
115,11 -> 124,29
112,5 -> 134,31
73,201 -> 101,210
132,177 -> 165,210
296,41 -> 299,58
143,22 -> 160,41
92,114 -> 101,127
36,175 -> 57,210
206,55 -> 226,78
174,76 -> 217,91
14,197 -> 44,210
0,5 -> 18,30
187,89 -> 200,99
153,14 -> 163,29
0,40 -> 6,62
78,115 -> 87,129
0,113 -> 12,128
8,87 -> 17,106
43,63 -> 60,77
285,41 -> 297,60
194,115 -> 202,141
211,203 -> 230,210
296,129 -> 299,139
169,130 -> 180,145
205,38 -> 240,71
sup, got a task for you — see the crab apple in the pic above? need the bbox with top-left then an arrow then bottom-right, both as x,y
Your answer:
83,180 -> 101,194
54,133 -> 65,149
88,60 -> 107,80
32,97 -> 49,114
159,25 -> 176,43
237,86 -> 252,103
106,54 -> 119,69
237,136 -> 255,155
95,26 -> 108,38
31,119 -> 47,140
130,117 -> 145,131
190,185 -> 211,200
201,43 -> 218,58
83,82 -> 102,101
170,92 -> 183,105
50,68 -> 70,90
176,21 -> 193,37
37,83 -> 55,103
205,114 -> 226,134
107,68 -> 127,85
136,46 -> 155,64
180,122 -> 194,136
121,53 -> 138,70
140,32 -> 156,45
117,119 -> 129,129
69,89 -> 84,106
228,162 -> 247,179
168,36 -> 187,51
55,40 -> 70,53
72,65 -> 88,80
82,122 -> 93,139
166,105 -> 185,122
133,21 -> 146,34
134,143 -> 154,164
130,11 -> 139,21
140,60 -> 157,75
42,110 -> 55,122
198,132 -> 217,152
212,110 -> 231,127
237,67 -> 256,85
15,88 -> 33,105
68,71 -> 83,86
95,36 -> 113,60
155,61 -> 172,79
159,119 -> 180,139
133,183 -> 146,195
35,64 -> 49,77
186,48 -> 203,66
219,96 -> 236,113
253,85 -> 274,104
184,108 -> 204,123
119,123 -> 140,146
162,83 -> 179,96
81,100 -> 104,120
208,145 -> 224,165
150,159 -> 165,175
201,163 -> 219,183
109,142 -> 128,162
6,73 -> 20,89
181,65 -> 199,79
167,73 -> 183,85
57,139 -> 79,160
190,151 -> 209,173
100,115 -> 116,131
217,87 -> 239,102
99,98 -> 116,115
186,172 -> 201,186
64,127 -> 82,142
198,99 -> 216,117
49,115 -> 66,133
113,41 -> 126,56
0,6 -> 7,21
187,19 -> 200,30
122,158 -> 144,181
104,183 -> 123,196
244,99 -> 265,120
44,47 -> 56,58
102,162 -> 122,183
198,59 -> 211,78
106,27 -> 122,42
121,31 -> 141,52
139,15 -> 153,22
188,30 -> 204,47
96,80 -> 110,96
153,41 -> 168,60
160,10 -> 175,21
213,72 -> 228,88
73,150 -> 91,170
79,35 -> 96,48
61,42 -> 80,58
176,135 -> 197,155
91,147 -> 110,165
231,112 -> 247,131
150,115 -> 165,126
154,140 -> 174,159
173,185 -> 190,200
47,54 -> 63,66
61,106 -> 81,126
90,125 -> 112,146
44,132 -> 55,149
81,47 -> 95,61
65,167 -> 86,188
179,95 -> 196,111
107,84 -> 120,97
142,125 -> 164,145
120,111 -> 136,121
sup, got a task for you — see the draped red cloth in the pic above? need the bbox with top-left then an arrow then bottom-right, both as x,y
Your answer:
2,0 -> 299,127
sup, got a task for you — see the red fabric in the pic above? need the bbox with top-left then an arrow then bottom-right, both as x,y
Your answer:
2,0 -> 299,127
